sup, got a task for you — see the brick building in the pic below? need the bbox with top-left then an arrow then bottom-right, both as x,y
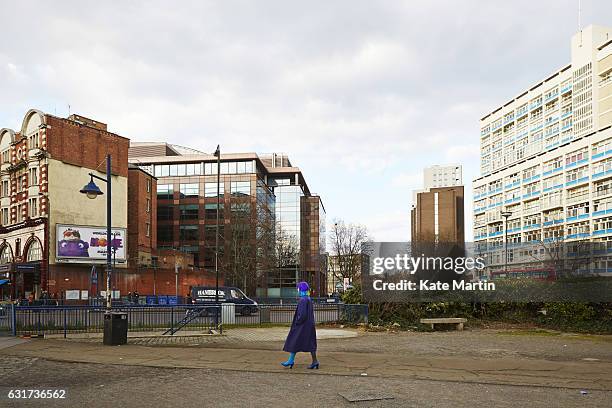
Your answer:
0,110 -> 129,300
411,186 -> 465,244
0,110 -> 218,301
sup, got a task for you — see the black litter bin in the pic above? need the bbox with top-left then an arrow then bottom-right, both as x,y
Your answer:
103,312 -> 128,345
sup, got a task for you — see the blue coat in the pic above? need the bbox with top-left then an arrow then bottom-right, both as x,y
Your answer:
283,296 -> 317,352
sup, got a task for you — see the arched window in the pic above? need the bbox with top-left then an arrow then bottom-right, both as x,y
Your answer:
26,240 -> 42,262
0,245 -> 12,264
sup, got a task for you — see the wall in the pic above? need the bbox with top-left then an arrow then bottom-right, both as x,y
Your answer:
47,158 -> 128,265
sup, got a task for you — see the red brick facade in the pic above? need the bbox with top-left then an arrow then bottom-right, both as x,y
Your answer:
127,166 -> 157,268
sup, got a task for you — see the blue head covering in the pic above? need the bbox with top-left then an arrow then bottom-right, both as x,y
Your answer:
297,281 -> 310,297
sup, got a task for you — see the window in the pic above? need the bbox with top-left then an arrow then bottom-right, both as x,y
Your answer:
28,133 -> 39,149
26,240 -> 41,261
523,165 -> 539,180
179,204 -> 199,220
1,180 -> 8,197
0,245 -> 11,263
594,216 -> 612,231
157,225 -> 174,242
157,205 -> 174,221
179,225 -> 199,241
28,167 -> 38,186
146,179 -> 151,193
157,184 -> 173,199
524,199 -> 541,213
566,147 -> 588,166
205,203 -> 224,219
204,183 -> 224,197
231,181 -> 250,196
146,198 -> 151,213
17,204 -> 23,222
179,183 -> 199,198
146,223 -> 151,237
593,138 -> 612,156
543,209 -> 563,223
594,197 -> 612,213
566,166 -> 588,183
154,164 -> 169,177
567,203 -> 589,218
0,207 -> 8,225
524,214 -> 541,226
1,150 -> 9,164
28,198 -> 37,218
524,182 -> 540,195
185,163 -> 201,176
543,157 -> 562,172
594,157 -> 612,174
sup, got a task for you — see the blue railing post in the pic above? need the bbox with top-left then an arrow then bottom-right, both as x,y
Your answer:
11,303 -> 16,336
364,304 -> 369,325
63,307 -> 67,339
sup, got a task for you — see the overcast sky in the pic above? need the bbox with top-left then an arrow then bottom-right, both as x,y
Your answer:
1,1 -> 612,242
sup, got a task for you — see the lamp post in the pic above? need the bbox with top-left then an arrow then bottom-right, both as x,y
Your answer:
80,154 -> 112,310
501,210 -> 512,274
213,145 -> 221,329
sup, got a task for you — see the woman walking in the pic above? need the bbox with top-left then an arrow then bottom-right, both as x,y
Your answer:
281,281 -> 319,369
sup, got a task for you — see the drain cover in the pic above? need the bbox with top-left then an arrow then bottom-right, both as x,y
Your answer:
339,391 -> 395,402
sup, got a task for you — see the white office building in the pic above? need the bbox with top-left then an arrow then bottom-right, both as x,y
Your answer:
473,25 -> 612,279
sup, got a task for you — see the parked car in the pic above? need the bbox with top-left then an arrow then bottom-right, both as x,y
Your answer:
190,286 -> 258,316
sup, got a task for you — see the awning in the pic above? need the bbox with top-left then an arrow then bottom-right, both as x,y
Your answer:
0,279 -> 9,286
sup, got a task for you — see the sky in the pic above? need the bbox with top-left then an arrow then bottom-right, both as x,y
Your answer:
1,1 -> 612,242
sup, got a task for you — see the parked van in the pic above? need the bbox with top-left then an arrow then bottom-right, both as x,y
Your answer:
190,286 -> 258,316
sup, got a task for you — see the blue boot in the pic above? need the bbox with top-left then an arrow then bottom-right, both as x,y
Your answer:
281,352 -> 296,369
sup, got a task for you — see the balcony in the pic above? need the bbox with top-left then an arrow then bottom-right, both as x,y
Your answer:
542,198 -> 563,210
566,194 -> 590,205
592,148 -> 612,161
561,84 -> 572,94
565,176 -> 589,188
529,101 -> 543,111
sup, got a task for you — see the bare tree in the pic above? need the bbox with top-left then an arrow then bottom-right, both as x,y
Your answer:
223,193 -> 276,296
328,219 -> 370,285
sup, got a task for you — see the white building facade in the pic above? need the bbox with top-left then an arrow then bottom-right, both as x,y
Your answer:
473,25 -> 612,279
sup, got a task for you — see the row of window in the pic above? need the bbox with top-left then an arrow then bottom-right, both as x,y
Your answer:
157,182 -> 251,199
0,197 -> 39,225
153,161 -> 255,178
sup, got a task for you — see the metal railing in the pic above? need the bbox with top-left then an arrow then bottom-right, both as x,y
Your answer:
3,303 -> 368,338
7,304 -> 219,337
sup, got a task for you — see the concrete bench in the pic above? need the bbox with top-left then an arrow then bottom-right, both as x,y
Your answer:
420,318 -> 467,331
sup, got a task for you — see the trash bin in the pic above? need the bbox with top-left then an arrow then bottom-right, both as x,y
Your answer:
103,312 -> 128,345
221,303 -> 235,325
260,306 -> 271,323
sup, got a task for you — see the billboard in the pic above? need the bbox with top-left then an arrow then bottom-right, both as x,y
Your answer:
56,224 -> 127,262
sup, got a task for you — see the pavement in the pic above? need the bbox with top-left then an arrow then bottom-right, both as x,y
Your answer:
0,328 -> 611,407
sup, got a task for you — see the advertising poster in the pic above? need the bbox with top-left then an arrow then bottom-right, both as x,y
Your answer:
56,225 -> 126,261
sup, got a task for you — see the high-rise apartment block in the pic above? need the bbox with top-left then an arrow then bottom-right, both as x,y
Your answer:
473,25 -> 612,279
424,165 -> 462,189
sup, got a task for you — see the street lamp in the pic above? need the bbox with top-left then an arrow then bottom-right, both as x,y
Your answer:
213,145 -> 221,329
80,154 -> 113,310
501,210 -> 512,274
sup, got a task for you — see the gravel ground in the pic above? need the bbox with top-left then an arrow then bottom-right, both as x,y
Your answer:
0,356 -> 610,408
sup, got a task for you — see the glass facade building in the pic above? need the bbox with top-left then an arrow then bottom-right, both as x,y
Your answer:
129,144 -> 327,297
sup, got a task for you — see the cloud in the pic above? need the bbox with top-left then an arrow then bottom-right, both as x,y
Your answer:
1,1 -> 611,242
